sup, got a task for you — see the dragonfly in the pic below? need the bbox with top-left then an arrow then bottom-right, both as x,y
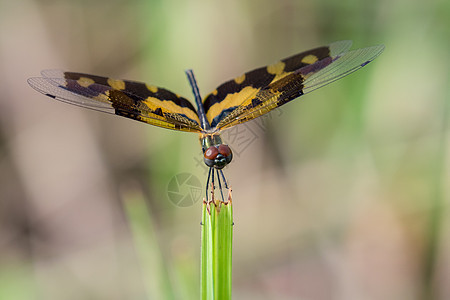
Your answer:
28,40 -> 384,201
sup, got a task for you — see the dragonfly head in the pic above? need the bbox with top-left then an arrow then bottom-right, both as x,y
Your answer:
203,144 -> 233,169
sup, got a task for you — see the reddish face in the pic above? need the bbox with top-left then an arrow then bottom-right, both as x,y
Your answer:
203,144 -> 233,169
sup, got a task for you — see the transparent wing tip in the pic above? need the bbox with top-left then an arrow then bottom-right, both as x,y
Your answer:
329,40 -> 353,56
41,69 -> 65,78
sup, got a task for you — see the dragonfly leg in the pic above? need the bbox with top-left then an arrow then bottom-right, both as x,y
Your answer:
216,169 -> 226,202
209,168 -> 216,200
206,167 -> 212,200
206,168 -> 229,202
219,169 -> 229,189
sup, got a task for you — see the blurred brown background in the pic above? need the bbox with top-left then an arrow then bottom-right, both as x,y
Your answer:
1,0 -> 449,299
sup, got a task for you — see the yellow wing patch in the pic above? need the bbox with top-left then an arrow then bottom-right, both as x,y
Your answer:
143,96 -> 200,123
267,61 -> 285,75
77,77 -> 95,88
301,54 -> 318,64
267,61 -> 293,83
146,84 -> 158,93
107,78 -> 125,90
215,88 -> 282,130
234,74 -> 246,84
205,86 -> 260,125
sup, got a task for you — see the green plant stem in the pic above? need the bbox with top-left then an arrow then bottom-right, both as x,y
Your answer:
201,192 -> 233,300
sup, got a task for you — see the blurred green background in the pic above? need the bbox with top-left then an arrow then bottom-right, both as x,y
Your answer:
1,0 -> 449,299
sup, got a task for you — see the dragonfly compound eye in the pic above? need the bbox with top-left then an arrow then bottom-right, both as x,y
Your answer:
214,145 -> 233,169
203,146 -> 218,167
218,144 -> 232,158
203,145 -> 233,169
204,146 -> 219,160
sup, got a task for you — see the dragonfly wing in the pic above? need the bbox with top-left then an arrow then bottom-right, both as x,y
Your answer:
204,41 -> 384,131
28,70 -> 202,132
202,41 -> 353,129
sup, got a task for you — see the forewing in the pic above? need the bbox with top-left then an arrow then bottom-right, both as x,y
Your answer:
28,70 -> 202,132
205,41 -> 384,131
203,41 -> 353,129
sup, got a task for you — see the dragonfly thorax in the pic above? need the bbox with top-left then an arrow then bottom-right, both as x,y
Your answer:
200,133 -> 233,169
